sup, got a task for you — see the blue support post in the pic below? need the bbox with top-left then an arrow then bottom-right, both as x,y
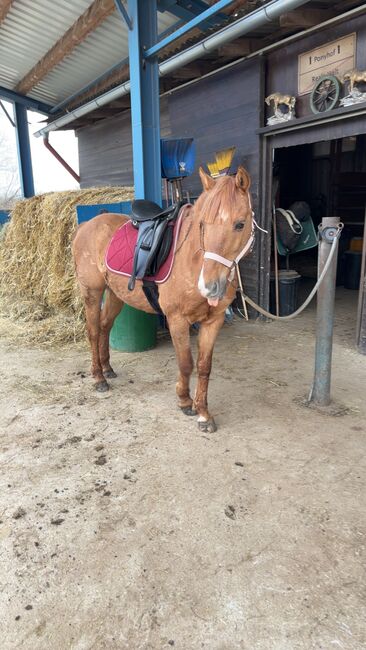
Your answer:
14,103 -> 35,198
109,0 -> 160,352
128,0 -> 161,205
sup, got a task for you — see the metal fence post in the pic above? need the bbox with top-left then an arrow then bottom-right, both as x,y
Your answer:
310,217 -> 340,406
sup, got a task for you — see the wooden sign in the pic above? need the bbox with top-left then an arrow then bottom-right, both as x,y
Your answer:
298,33 -> 356,95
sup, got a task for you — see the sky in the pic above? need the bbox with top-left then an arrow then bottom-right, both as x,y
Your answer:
0,100 -> 79,197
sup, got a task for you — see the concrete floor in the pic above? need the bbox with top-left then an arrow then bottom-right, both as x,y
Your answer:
0,288 -> 365,650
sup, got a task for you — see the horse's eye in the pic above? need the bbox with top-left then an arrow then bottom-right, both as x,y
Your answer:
234,221 -> 245,231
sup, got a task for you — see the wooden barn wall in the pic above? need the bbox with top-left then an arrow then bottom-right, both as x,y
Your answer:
78,110 -> 132,187
77,58 -> 263,303
77,97 -> 170,188
165,59 -> 262,199
266,14 -> 366,121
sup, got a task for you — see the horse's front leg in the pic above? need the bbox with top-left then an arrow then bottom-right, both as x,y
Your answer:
168,315 -> 196,416
194,314 -> 225,433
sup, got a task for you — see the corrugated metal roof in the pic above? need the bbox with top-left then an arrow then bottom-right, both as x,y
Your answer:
0,0 -> 94,90
28,11 -> 177,105
0,0 -> 176,106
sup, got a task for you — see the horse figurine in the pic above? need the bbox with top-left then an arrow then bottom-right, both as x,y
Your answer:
343,69 -> 366,93
265,92 -> 296,115
72,166 -> 254,433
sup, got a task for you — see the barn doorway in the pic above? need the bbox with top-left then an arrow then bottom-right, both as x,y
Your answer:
271,136 -> 366,333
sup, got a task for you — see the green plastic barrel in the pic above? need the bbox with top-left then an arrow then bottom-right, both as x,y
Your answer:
109,305 -> 157,352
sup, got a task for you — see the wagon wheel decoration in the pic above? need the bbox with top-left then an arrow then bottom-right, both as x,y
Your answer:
310,75 -> 340,114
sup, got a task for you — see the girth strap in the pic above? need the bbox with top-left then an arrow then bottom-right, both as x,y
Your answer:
128,220 -> 158,291
142,280 -> 162,314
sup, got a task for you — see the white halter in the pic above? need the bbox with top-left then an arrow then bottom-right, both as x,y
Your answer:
202,193 -> 267,275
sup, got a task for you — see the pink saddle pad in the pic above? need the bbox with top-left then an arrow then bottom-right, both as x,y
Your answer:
105,205 -> 189,284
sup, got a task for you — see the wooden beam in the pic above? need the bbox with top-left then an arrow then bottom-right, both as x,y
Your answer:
16,0 -> 115,95
0,0 -> 13,25
217,38 -> 253,58
169,65 -> 202,80
82,107 -> 125,118
279,9 -> 334,30
109,97 -> 131,109
334,0 -> 364,10
169,62 -> 214,80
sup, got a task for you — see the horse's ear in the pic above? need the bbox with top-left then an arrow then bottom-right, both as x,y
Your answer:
235,166 -> 251,192
199,166 -> 215,191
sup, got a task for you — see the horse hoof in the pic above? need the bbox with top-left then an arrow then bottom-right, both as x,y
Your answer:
104,369 -> 117,379
198,418 -> 217,433
181,406 -> 198,416
95,380 -> 109,393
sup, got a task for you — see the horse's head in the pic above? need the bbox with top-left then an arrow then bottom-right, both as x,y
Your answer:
194,165 -> 254,307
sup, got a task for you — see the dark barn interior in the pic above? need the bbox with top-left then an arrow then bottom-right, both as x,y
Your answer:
273,138 -> 366,293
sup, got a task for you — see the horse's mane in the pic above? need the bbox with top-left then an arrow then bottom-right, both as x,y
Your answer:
195,175 -> 244,224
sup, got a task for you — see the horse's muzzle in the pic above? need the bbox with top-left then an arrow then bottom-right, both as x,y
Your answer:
198,270 -> 227,305
205,278 -> 227,300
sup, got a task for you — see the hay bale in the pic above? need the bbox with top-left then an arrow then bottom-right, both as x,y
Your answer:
0,187 -> 133,345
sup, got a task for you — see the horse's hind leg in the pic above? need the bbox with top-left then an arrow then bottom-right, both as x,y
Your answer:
168,315 -> 196,415
83,288 -> 109,392
99,288 -> 124,378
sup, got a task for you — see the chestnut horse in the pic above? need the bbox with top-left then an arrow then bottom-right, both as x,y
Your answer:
72,166 -> 253,432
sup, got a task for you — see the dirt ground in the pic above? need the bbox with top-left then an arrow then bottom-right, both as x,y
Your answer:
1,288 -> 365,650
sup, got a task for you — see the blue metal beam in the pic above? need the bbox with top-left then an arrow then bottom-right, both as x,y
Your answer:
14,103 -> 35,198
114,0 -> 133,30
146,0 -> 233,58
0,86 -> 52,115
128,0 -> 161,205
158,0 -> 226,27
0,100 -> 15,127
158,0 -> 199,21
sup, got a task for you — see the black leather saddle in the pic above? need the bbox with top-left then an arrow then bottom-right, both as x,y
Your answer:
128,200 -> 183,292
131,200 -> 177,223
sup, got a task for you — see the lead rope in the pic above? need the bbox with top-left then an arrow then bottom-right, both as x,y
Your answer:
236,224 -> 343,322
